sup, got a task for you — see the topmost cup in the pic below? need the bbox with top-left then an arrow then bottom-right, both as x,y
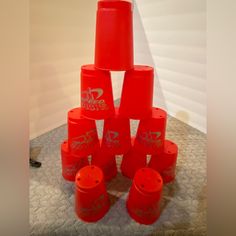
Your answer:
95,0 -> 134,71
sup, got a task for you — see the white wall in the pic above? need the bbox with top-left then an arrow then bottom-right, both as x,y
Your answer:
30,0 -> 206,139
134,0 -> 206,133
30,0 -> 123,139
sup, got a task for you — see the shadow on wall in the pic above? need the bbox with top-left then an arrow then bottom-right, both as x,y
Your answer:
133,0 -> 166,110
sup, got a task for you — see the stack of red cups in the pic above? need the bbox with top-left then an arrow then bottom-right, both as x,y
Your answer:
60,107 -> 100,182
60,0 -> 179,224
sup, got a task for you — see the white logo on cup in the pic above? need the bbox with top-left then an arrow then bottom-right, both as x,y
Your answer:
104,130 -> 120,148
81,87 -> 109,111
137,131 -> 162,148
71,129 -> 97,150
64,162 -> 82,175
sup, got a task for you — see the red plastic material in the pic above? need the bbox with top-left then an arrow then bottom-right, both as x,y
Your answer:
119,65 -> 154,119
95,0 -> 133,71
134,107 -> 167,155
80,65 -> 115,119
101,107 -> 131,155
91,144 -> 117,181
126,167 -> 163,225
67,107 -> 99,157
75,165 -> 110,222
120,137 -> 147,179
149,140 -> 178,184
60,140 -> 89,182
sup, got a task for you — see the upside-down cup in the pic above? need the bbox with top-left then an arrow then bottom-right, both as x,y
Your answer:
149,140 -> 178,184
126,168 -> 163,225
120,137 -> 146,179
119,65 -> 154,119
91,146 -> 117,182
134,107 -> 167,155
80,65 -> 115,119
75,165 -> 110,222
101,107 -> 131,155
68,107 -> 99,157
95,0 -> 133,71
60,140 -> 89,182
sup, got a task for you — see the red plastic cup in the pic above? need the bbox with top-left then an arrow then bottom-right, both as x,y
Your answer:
149,140 -> 178,184
91,140 -> 117,181
60,140 -> 89,182
80,64 -> 115,119
126,167 -> 163,225
101,107 -> 131,155
134,107 -> 167,155
119,65 -> 154,119
95,0 -> 133,71
75,165 -> 110,222
120,137 -> 147,179
68,107 -> 99,157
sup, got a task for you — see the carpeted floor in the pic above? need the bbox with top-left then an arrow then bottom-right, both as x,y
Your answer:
30,115 -> 207,236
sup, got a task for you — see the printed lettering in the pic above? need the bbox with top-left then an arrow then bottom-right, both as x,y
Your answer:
137,131 -> 162,148
81,87 -> 109,111
71,129 -> 97,150
104,130 -> 120,148
64,162 -> 81,175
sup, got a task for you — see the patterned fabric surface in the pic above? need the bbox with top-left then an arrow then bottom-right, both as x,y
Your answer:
30,116 -> 207,236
